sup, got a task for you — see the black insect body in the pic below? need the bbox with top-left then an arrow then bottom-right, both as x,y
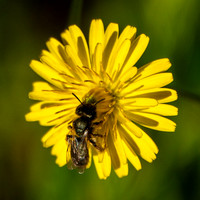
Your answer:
68,133 -> 89,168
73,112 -> 95,137
66,93 -> 105,171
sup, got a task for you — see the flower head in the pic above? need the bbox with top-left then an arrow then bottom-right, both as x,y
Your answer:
26,19 -> 178,179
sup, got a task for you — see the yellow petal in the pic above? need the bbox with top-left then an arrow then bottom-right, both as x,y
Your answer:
108,129 -> 128,177
120,97 -> 158,108
113,129 -> 127,165
93,152 -> 107,179
89,19 -> 104,59
112,66 -> 137,91
117,25 -> 137,47
55,152 -> 67,167
141,104 -> 178,116
51,137 -> 67,167
40,54 -> 72,78
64,45 -> 91,81
124,88 -> 178,103
117,66 -> 137,83
41,123 -> 68,147
92,43 -> 103,74
141,130 -> 159,154
121,72 -> 173,96
40,50 -> 71,74
101,149 -> 111,178
107,39 -> 131,77
43,129 -> 67,148
65,44 -> 84,67
136,58 -> 172,80
109,25 -> 137,80
120,120 -> 143,138
46,38 -> 65,62
122,34 -> 149,72
29,91 -> 70,101
114,163 -> 128,178
25,104 -> 72,121
118,124 -> 158,162
39,110 -> 74,126
31,81 -> 54,91
61,29 -> 77,52
102,23 -> 118,70
137,73 -> 173,89
124,110 -> 176,132
28,81 -> 79,101
122,139 -> 141,170
93,147 -> 111,179
29,101 -> 73,112
116,111 -> 143,138
86,145 -> 92,169
30,60 -> 67,89
68,25 -> 91,68
30,102 -> 44,112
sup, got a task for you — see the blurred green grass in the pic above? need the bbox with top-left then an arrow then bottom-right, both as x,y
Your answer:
0,0 -> 200,199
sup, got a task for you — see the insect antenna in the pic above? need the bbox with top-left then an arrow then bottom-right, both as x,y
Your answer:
95,98 -> 105,105
72,93 -> 83,104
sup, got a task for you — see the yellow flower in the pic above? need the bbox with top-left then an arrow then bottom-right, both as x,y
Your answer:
25,19 -> 178,179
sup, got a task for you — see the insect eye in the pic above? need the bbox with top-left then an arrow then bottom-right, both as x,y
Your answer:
76,105 -> 83,116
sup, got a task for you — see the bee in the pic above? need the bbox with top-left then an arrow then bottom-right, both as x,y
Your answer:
66,93 -> 106,171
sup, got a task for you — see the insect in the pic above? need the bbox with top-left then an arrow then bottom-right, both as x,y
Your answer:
66,93 -> 106,171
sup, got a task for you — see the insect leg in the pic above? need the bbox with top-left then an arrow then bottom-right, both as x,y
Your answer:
89,133 -> 104,138
89,138 -> 105,152
93,121 -> 103,126
66,134 -> 74,140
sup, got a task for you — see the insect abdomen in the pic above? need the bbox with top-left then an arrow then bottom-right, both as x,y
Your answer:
71,137 -> 89,167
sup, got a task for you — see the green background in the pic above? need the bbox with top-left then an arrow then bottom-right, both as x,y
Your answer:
1,0 -> 200,199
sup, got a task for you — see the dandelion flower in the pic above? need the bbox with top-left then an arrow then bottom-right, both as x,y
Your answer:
25,19 -> 178,179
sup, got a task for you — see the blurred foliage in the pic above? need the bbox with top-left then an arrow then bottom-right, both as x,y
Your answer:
0,0 -> 200,199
